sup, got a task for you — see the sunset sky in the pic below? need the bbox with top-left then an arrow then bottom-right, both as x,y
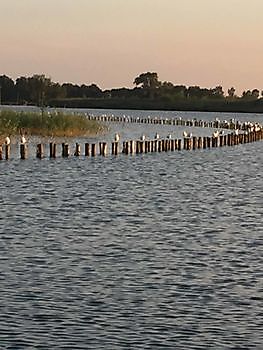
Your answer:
1,0 -> 263,94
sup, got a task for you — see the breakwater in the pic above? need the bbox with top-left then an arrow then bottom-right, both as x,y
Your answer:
0,124 -> 262,161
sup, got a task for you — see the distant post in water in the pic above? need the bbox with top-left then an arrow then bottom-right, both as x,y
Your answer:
5,144 -> 10,160
91,143 -> 96,157
85,143 -> 90,156
0,145 -> 2,160
74,143 -> 81,156
50,142 -> 56,158
20,144 -> 27,159
102,142 -> 107,156
36,144 -> 44,159
62,143 -> 69,157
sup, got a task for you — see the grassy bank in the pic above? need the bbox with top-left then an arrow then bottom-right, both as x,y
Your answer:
0,110 -> 103,138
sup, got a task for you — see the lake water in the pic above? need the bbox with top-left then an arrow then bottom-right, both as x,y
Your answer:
0,108 -> 262,349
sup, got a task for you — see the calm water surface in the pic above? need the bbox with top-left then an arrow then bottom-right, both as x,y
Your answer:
0,109 -> 262,349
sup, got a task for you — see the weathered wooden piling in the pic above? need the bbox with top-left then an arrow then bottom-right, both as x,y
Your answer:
62,143 -> 70,157
198,137 -> 203,149
203,137 -> 207,149
85,143 -> 90,156
192,136 -> 197,150
102,142 -> 107,156
130,140 -> 135,154
50,142 -> 56,158
91,143 -> 96,157
184,138 -> 192,150
177,139 -> 182,151
158,140 -> 162,152
5,144 -> 10,160
171,139 -> 175,151
36,144 -> 44,159
122,141 -> 129,154
135,141 -> 140,154
0,145 -> 3,160
212,137 -> 218,148
74,143 -> 81,156
20,144 -> 27,159
112,141 -> 119,155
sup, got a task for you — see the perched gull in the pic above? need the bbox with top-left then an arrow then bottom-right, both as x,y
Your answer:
154,133 -> 160,140
5,136 -> 10,145
212,130 -> 220,138
140,134 -> 146,141
114,133 -> 120,142
183,131 -> 192,138
21,135 -> 27,144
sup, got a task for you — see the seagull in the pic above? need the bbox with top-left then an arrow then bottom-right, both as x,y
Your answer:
183,131 -> 192,138
167,134 -> 172,139
140,134 -> 146,141
154,133 -> 160,140
212,130 -> 220,138
114,133 -> 120,142
5,136 -> 10,145
21,135 -> 27,144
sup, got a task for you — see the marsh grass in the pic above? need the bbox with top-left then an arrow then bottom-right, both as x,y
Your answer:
0,110 -> 103,139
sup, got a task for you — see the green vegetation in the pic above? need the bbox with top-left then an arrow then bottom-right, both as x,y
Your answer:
0,110 -> 102,138
0,72 -> 263,113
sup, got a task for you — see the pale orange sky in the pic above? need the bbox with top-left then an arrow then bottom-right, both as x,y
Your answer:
1,0 -> 263,94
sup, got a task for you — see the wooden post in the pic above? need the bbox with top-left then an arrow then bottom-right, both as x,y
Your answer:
203,137 -> 207,149
136,141 -> 140,154
227,134 -> 232,146
192,136 -> 197,150
50,142 -> 56,158
102,142 -> 107,156
5,144 -> 10,160
85,143 -> 90,156
36,144 -> 44,159
158,140 -> 162,152
64,143 -> 70,157
122,141 -> 129,154
171,139 -> 175,151
91,143 -> 96,156
20,144 -> 27,159
198,137 -> 202,149
74,143 -> 81,156
177,139 -> 182,151
183,138 -> 188,150
154,140 -> 158,152
0,145 -> 2,160
144,141 -> 148,153
130,140 -> 135,154
99,142 -> 103,155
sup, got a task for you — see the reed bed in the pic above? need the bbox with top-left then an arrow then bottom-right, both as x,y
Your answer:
0,110 -> 103,138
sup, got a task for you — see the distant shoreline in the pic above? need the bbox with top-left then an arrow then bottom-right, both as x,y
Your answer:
48,98 -> 263,115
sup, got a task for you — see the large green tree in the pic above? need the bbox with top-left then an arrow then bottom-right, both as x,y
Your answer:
134,72 -> 160,89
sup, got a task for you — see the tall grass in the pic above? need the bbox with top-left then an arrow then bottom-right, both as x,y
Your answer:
0,110 -> 103,137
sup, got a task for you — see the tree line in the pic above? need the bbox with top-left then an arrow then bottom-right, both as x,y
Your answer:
0,72 -> 262,112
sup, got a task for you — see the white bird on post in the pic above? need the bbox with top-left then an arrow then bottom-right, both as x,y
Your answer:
114,133 -> 120,142
183,131 -> 192,138
21,135 -> 27,144
5,136 -> 10,145
212,130 -> 220,138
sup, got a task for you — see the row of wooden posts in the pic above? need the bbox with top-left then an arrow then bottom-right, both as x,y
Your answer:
0,129 -> 262,160
88,114 -> 247,131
